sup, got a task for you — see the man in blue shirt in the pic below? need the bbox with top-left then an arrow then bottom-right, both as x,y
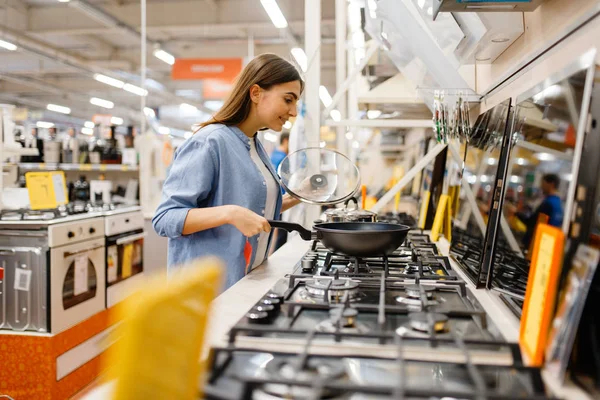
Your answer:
518,173 -> 564,249
270,132 -> 289,172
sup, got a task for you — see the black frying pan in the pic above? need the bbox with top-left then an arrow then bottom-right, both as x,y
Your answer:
268,221 -> 410,257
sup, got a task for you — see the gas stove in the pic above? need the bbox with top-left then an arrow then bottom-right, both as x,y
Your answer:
377,211 -> 417,227
296,232 -> 455,281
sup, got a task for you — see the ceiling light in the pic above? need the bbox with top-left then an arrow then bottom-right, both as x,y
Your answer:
58,0 -> 70,2
487,158 -> 497,165
367,110 -> 382,119
36,121 -> 54,129
111,116 -> 123,125
184,131 -> 193,139
94,73 -> 124,89
352,141 -> 360,149
283,121 -> 292,130
180,103 -> 198,112
534,152 -> 555,161
264,132 -> 278,142
81,127 -> 94,135
84,121 -> 95,129
0,39 -> 17,51
345,131 -> 354,140
319,86 -> 332,107
123,83 -> 148,96
330,109 -> 341,122
90,97 -> 114,109
516,157 -> 527,165
260,0 -> 288,29
144,107 -> 156,117
291,47 -> 307,72
320,141 -> 326,148
158,126 -> 171,135
46,104 -> 71,115
417,0 -> 425,8
153,49 -> 175,66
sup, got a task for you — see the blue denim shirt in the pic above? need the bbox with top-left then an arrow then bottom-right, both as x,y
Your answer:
152,124 -> 283,290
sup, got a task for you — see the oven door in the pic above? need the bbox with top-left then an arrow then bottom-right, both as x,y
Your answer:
106,229 -> 145,307
50,238 -> 105,334
0,246 -> 49,332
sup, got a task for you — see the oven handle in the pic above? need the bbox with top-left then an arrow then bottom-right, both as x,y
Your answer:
64,245 -> 104,258
116,232 -> 146,246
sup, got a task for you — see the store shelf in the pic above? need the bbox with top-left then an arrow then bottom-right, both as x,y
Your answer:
16,163 -> 138,172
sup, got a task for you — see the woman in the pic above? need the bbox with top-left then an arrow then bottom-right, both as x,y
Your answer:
152,54 -> 303,290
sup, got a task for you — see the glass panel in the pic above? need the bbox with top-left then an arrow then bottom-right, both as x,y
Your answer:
63,257 -> 97,310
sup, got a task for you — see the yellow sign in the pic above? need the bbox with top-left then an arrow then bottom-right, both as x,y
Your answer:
25,171 -> 68,210
122,243 -> 133,279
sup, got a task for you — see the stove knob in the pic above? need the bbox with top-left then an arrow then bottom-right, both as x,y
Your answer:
255,304 -> 276,319
89,227 -> 96,234
67,231 -> 75,238
301,257 -> 315,271
261,297 -> 281,311
265,292 -> 284,304
246,308 -> 270,324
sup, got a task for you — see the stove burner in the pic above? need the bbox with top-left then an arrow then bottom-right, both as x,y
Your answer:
316,307 -> 370,334
260,358 -> 346,399
408,312 -> 448,333
405,264 -> 432,274
405,284 -> 435,299
343,261 -> 372,274
305,278 -> 359,300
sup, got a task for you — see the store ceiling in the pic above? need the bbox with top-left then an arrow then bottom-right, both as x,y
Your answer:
0,0 -> 338,129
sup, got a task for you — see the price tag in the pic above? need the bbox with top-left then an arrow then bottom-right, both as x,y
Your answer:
81,164 -> 93,171
520,223 -> 564,366
74,254 -> 89,296
25,171 -> 68,210
14,269 -> 32,292
100,165 -> 107,171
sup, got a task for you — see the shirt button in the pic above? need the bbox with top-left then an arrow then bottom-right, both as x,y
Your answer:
261,209 -> 265,215
262,181 -> 266,186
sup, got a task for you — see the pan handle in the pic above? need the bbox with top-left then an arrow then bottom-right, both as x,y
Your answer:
268,220 -> 313,241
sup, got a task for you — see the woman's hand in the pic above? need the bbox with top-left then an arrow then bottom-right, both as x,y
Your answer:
228,205 -> 271,237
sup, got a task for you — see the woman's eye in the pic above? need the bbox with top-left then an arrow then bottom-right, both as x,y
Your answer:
285,99 -> 292,104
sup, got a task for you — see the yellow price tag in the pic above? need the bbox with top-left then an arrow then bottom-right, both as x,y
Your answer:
25,171 -> 68,210
81,164 -> 93,171
100,165 -> 107,171
121,165 -> 129,171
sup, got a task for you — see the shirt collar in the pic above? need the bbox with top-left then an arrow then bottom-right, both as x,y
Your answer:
228,125 -> 254,150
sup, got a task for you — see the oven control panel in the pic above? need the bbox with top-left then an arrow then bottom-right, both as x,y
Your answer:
48,217 -> 105,248
105,211 -> 144,236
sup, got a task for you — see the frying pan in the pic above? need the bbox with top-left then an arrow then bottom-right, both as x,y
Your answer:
268,221 -> 410,257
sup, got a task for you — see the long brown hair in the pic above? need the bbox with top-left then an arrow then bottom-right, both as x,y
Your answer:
199,53 -> 303,129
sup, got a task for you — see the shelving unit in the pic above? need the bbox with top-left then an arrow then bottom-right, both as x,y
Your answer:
15,163 -> 139,172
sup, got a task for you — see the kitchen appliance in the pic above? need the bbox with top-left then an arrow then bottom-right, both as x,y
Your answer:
90,180 -> 113,204
0,212 -> 106,333
104,208 -> 145,308
44,140 -> 61,163
323,197 -> 377,223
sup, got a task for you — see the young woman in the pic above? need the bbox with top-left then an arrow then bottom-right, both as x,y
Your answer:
152,53 -> 303,289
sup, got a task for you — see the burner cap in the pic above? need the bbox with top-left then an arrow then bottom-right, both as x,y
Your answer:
405,284 -> 435,299
305,278 -> 360,301
408,312 -> 448,333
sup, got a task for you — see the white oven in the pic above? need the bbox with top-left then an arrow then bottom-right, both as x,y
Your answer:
49,217 -> 106,334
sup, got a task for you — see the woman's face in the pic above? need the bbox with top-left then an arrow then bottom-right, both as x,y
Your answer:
253,81 -> 301,131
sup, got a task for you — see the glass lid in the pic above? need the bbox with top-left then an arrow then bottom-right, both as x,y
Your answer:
278,147 -> 360,205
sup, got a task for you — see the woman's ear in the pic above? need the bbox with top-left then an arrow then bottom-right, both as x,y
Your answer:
249,84 -> 262,104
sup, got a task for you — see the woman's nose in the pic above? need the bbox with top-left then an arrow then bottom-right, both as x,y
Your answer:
289,105 -> 298,117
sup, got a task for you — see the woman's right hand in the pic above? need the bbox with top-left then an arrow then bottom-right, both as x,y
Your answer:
228,205 -> 271,237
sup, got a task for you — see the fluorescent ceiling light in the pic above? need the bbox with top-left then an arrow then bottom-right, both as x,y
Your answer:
264,132 -> 278,142
58,0 -> 70,2
367,110 -> 382,119
90,97 -> 114,109
291,47 -> 307,72
283,120 -> 292,130
94,73 -> 124,89
180,103 -> 198,112
47,103 -> 71,115
345,131 -> 354,140
319,86 -> 332,107
534,152 -> 555,161
158,126 -> 171,135
81,127 -> 94,135
330,109 -> 341,122
111,116 -> 123,125
144,107 -> 156,117
69,0 -> 120,27
36,121 -> 54,129
260,0 -> 288,29
84,121 -> 95,129
0,39 -> 17,51
123,83 -> 148,96
320,141 -> 326,148
153,49 -> 175,66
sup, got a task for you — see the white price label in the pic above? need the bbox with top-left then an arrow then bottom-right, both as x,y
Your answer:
107,245 -> 118,283
74,255 -> 89,296
14,268 -> 32,292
